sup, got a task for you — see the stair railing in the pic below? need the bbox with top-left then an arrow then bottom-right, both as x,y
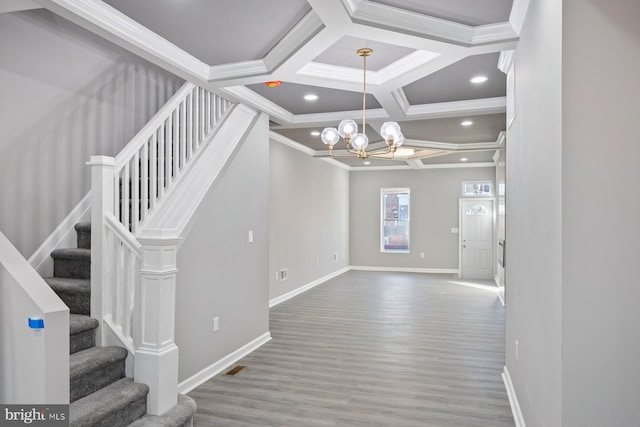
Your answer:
89,82 -> 234,415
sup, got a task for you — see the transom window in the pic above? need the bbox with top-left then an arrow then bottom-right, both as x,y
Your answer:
462,181 -> 493,197
381,188 -> 410,253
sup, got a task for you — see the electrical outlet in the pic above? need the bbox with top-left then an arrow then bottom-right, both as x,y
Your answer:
280,268 -> 288,281
420,252 -> 425,258
248,230 -> 253,243
333,253 -> 338,261
213,317 -> 219,333
515,340 -> 519,361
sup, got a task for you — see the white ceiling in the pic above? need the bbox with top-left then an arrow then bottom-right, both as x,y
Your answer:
29,0 -> 522,169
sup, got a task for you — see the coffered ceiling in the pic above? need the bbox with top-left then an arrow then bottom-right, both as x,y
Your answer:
26,0 -> 523,169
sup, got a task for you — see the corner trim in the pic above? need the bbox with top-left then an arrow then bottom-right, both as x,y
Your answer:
269,267 -> 350,308
502,366 -> 526,427
177,332 -> 272,394
350,266 -> 459,274
28,192 -> 91,276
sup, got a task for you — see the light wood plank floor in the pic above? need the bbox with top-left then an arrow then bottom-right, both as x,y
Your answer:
189,271 -> 514,426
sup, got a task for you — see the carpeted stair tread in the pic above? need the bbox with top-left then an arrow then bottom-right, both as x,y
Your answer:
127,394 -> 197,427
75,222 -> 91,249
70,377 -> 148,427
69,314 -> 98,335
70,346 -> 127,402
69,315 -> 99,354
52,248 -> 91,279
43,277 -> 90,315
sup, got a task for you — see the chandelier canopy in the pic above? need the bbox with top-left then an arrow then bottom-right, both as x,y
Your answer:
321,48 -> 404,159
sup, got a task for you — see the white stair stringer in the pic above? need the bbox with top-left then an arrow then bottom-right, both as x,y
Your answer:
137,104 -> 261,241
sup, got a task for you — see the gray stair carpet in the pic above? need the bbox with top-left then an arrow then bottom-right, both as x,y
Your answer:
70,346 -> 127,402
70,378 -> 148,427
69,314 -> 98,354
44,277 -> 90,315
75,222 -> 91,249
46,221 -> 195,425
51,248 -> 91,279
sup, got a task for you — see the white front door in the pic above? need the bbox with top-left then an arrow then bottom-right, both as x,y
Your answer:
460,199 -> 494,279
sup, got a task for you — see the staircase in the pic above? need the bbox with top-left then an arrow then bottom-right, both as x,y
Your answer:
44,222 -> 196,427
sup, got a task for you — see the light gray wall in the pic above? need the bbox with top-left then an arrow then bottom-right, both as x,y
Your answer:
175,114 -> 270,382
269,142 -> 349,301
504,0 -> 563,425
349,167 -> 495,269
0,9 -> 183,257
561,1 -> 640,425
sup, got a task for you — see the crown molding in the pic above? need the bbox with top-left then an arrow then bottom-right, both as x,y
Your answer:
352,1 -> 474,46
509,0 -> 532,36
419,162 -> 495,169
38,0 -> 210,81
407,97 -> 506,120
472,22 -> 518,45
0,0 -> 40,14
262,10 -> 325,72
390,89 -> 410,116
498,50 -> 515,74
221,86 -> 294,125
208,60 -> 269,82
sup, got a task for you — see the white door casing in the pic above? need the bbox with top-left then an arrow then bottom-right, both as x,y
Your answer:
460,199 -> 494,279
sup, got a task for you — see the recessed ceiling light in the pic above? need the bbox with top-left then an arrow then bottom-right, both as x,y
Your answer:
460,157 -> 468,162
364,161 -> 371,165
470,75 -> 488,84
461,120 -> 473,126
303,94 -> 318,101
310,131 -> 320,136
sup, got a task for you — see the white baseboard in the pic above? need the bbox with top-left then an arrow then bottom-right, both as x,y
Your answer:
350,266 -> 459,275
269,267 -> 350,308
28,192 -> 91,276
502,366 -> 526,427
177,331 -> 271,394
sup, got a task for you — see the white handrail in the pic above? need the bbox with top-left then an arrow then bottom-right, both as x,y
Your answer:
111,82 -> 234,234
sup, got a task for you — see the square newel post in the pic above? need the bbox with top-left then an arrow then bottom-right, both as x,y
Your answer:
135,233 -> 182,415
87,155 -> 115,346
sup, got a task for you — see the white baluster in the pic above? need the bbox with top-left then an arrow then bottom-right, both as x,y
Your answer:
141,141 -> 149,222
132,152 -> 140,233
150,132 -> 157,210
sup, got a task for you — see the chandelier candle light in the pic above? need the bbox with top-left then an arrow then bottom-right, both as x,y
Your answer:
321,48 -> 404,159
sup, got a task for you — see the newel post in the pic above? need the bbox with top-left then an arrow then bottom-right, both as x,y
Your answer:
88,155 -> 115,346
135,233 -> 181,415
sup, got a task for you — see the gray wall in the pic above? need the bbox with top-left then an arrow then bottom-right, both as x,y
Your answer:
0,9 -> 183,257
269,142 -> 349,301
561,1 -> 640,425
350,167 -> 495,270
506,0 -> 640,425
505,0 -> 563,425
175,114 -> 270,382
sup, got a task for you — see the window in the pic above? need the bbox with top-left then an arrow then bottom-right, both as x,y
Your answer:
462,181 -> 493,197
381,188 -> 410,253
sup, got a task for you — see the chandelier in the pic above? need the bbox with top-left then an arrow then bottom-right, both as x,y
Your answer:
321,48 -> 404,159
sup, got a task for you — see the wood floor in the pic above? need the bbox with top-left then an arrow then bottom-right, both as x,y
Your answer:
189,271 -> 514,426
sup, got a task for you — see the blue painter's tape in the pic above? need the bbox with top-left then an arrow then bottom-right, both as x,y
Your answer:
28,317 -> 45,329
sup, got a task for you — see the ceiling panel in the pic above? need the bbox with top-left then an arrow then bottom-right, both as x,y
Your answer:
369,0 -> 513,26
248,82 -> 381,115
404,53 -> 506,105
400,114 -> 506,144
103,0 -> 311,65
313,36 -> 416,71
